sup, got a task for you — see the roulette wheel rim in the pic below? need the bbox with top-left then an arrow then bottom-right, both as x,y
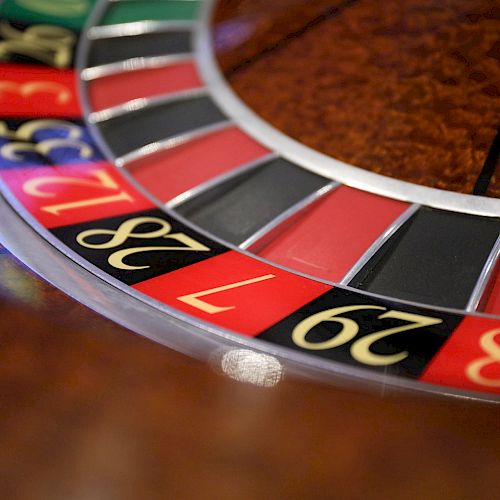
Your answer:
0,0 -> 499,402
1,194 -> 491,401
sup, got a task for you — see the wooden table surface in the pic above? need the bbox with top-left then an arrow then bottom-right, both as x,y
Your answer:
0,247 -> 498,500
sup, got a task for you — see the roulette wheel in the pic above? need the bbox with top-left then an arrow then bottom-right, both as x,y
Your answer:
0,0 -> 499,402
0,1 -> 499,497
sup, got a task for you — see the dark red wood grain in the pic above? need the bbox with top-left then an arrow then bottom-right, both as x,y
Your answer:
0,248 -> 499,499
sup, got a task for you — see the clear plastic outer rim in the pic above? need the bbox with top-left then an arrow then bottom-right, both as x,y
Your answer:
1,192 -> 498,404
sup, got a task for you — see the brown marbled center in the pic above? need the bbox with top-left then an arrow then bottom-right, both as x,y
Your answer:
213,0 -> 500,197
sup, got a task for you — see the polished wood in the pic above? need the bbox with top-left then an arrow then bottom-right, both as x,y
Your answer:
214,0 -> 500,196
0,248 -> 499,499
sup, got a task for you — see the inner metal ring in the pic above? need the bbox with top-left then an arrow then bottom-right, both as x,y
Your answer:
195,0 -> 500,218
